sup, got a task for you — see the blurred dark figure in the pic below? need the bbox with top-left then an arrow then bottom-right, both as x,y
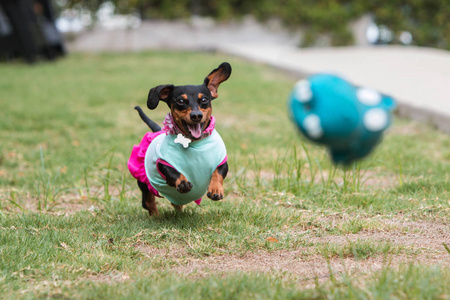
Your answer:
0,0 -> 65,63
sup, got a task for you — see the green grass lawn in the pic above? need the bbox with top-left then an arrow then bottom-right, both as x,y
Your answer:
0,51 -> 449,299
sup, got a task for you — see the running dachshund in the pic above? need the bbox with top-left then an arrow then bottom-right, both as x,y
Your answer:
128,62 -> 232,216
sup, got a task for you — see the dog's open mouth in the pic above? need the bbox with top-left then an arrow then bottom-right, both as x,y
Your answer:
183,121 -> 204,139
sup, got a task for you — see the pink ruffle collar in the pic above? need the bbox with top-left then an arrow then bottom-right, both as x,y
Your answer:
162,113 -> 215,140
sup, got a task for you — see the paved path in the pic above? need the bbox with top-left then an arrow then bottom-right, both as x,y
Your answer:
68,20 -> 450,133
221,44 -> 450,134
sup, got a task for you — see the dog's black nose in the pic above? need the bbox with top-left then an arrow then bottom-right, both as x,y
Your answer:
190,111 -> 203,122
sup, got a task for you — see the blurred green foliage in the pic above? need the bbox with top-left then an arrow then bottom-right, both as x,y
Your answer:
62,0 -> 449,49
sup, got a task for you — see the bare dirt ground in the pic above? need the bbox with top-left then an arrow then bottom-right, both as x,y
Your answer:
134,218 -> 449,285
3,186 -> 448,285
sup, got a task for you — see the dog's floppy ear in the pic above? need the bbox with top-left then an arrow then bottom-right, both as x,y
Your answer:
147,84 -> 174,109
204,62 -> 232,99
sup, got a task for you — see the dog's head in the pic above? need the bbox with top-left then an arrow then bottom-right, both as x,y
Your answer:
147,62 -> 232,140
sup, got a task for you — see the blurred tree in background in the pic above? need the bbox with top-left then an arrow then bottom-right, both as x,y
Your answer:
59,0 -> 450,49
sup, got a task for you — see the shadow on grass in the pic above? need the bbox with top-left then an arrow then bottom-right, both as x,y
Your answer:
139,204 -> 231,230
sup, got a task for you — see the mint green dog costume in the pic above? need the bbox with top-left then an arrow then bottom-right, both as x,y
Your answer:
144,128 -> 227,206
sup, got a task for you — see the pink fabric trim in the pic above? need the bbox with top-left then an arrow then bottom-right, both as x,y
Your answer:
155,158 -> 174,180
128,131 -> 164,198
162,113 -> 178,135
162,113 -> 215,139
203,116 -> 216,136
218,155 -> 228,167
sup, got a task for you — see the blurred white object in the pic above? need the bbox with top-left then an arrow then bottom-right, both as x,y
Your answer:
366,22 -> 379,44
366,22 -> 409,45
56,8 -> 92,33
56,1 -> 141,33
378,25 -> 394,43
399,31 -> 413,45
96,1 -> 141,30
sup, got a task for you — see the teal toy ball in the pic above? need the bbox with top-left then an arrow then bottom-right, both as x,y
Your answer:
289,74 -> 396,165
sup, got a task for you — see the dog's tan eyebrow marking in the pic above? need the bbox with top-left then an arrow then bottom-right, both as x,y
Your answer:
198,93 -> 204,99
181,94 -> 188,100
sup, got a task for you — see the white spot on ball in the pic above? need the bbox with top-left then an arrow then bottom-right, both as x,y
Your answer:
357,88 -> 382,106
303,114 -> 323,139
294,80 -> 313,103
364,108 -> 388,131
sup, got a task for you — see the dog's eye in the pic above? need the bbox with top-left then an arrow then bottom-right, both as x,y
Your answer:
176,98 -> 185,105
200,97 -> 209,104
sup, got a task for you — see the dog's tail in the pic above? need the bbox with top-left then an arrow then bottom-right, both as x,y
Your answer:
134,106 -> 162,132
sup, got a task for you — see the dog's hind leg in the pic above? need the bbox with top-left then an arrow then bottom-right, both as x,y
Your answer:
145,193 -> 159,216
137,180 -> 159,216
171,203 -> 184,212
137,180 -> 149,210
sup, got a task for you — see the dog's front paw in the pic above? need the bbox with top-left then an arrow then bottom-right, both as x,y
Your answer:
177,180 -> 192,193
207,186 -> 224,201
175,175 -> 192,193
